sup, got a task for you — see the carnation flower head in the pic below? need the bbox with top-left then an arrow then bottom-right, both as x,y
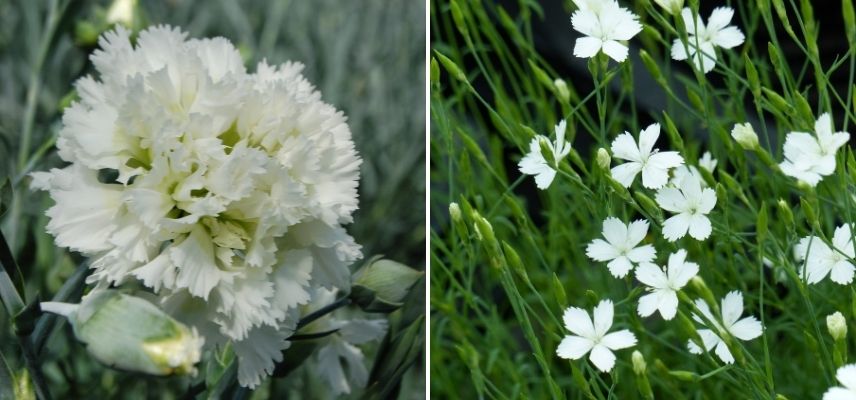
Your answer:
671,7 -> 745,73
610,123 -> 684,189
586,217 -> 656,278
518,119 -> 571,190
31,25 -> 362,388
795,224 -> 856,285
556,299 -> 637,372
571,0 -> 642,63
687,291 -> 763,364
780,113 -> 850,187
635,249 -> 699,320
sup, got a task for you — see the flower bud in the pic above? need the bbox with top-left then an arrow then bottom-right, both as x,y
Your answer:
449,202 -> 462,222
731,122 -> 759,150
553,78 -> 570,103
653,0 -> 684,15
351,258 -> 423,313
41,290 -> 203,377
828,311 -> 848,341
596,148 -> 611,170
690,276 -> 716,310
632,350 -> 647,375
106,0 -> 137,27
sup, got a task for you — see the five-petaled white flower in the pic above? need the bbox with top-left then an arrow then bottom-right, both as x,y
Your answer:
635,249 -> 699,320
656,173 -> 716,241
687,291 -> 763,364
557,299 -> 637,372
586,217 -> 656,278
610,123 -> 684,189
824,364 -> 856,400
780,113 -> 850,187
571,0 -> 643,63
671,7 -> 745,73
518,119 -> 572,189
795,224 -> 856,285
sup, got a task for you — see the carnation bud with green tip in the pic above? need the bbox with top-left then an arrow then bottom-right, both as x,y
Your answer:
632,350 -> 647,374
731,122 -> 759,150
449,202 -> 462,222
596,148 -> 611,170
351,258 -> 423,313
41,290 -> 203,376
829,312 -> 849,341
553,78 -> 570,103
653,0 -> 683,15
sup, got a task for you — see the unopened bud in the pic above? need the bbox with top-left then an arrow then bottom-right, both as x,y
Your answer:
653,0 -> 684,15
632,350 -> 647,375
449,202 -> 462,222
352,258 -> 424,313
106,0 -> 137,26
41,290 -> 203,376
596,148 -> 611,170
553,78 -> 570,103
731,122 -> 759,150
828,311 -> 848,341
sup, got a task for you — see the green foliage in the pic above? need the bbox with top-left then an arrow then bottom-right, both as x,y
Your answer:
431,0 -> 856,398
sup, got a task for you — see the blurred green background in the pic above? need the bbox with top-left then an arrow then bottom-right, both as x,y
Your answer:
0,0 -> 425,398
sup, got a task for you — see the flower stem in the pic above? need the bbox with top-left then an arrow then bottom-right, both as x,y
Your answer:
295,297 -> 351,330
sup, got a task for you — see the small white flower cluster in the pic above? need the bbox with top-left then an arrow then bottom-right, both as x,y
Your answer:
570,2 -> 744,74
32,26 -> 365,388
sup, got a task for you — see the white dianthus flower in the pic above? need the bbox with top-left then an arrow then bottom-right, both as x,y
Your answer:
31,25 -> 362,388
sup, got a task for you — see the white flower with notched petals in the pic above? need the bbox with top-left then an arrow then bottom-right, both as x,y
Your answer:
635,250 -> 699,320
571,0 -> 642,63
687,291 -> 763,364
699,151 -> 717,172
656,173 -> 716,241
557,299 -> 637,372
31,25 -> 363,389
671,7 -> 745,73
610,123 -> 684,189
586,217 -> 656,278
824,364 -> 856,400
794,224 -> 856,285
780,113 -> 850,187
518,120 -> 572,189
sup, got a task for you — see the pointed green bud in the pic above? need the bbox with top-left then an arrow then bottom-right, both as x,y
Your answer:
430,57 -> 440,88
744,54 -> 761,98
41,290 -> 203,377
434,51 -> 467,83
351,258 -> 424,313
778,198 -> 795,230
690,276 -> 717,310
800,198 -> 819,229
552,273 -> 567,308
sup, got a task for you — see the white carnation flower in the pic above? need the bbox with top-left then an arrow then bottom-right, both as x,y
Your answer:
31,25 -> 362,388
